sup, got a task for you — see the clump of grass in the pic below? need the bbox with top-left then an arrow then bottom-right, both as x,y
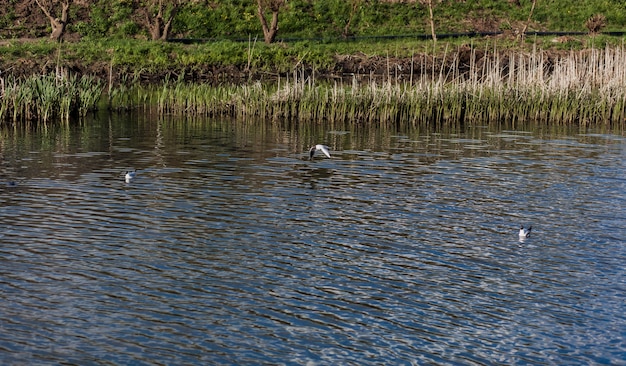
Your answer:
0,73 -> 103,124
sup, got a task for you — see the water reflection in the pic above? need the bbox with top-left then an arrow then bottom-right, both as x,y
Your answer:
0,114 -> 625,364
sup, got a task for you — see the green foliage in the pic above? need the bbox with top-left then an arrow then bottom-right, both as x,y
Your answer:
173,0 -> 260,39
71,0 -> 138,39
174,3 -> 215,38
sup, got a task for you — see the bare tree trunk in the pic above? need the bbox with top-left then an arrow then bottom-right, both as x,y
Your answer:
144,0 -> 181,41
257,0 -> 284,44
34,0 -> 71,42
148,13 -> 163,40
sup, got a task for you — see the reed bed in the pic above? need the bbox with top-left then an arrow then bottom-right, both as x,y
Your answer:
3,46 -> 625,127
0,73 -> 103,124
152,45 -> 626,126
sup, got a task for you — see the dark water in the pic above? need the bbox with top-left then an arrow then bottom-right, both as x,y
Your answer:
1,114 -> 624,365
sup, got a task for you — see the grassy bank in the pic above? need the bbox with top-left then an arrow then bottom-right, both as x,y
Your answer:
2,33 -> 625,79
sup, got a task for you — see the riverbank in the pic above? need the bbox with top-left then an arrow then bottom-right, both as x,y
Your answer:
2,39 -> 625,127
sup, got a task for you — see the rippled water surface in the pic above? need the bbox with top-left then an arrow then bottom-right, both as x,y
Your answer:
1,115 -> 625,365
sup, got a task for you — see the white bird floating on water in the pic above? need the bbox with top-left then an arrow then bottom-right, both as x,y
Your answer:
309,144 -> 331,160
125,170 -> 136,183
519,225 -> 532,238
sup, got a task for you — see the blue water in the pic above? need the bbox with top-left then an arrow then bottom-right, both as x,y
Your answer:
1,116 -> 624,365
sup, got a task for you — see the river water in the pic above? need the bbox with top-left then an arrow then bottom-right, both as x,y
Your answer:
0,113 -> 624,365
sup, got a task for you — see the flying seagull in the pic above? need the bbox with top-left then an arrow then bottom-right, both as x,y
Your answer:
518,225 -> 532,238
309,144 -> 331,160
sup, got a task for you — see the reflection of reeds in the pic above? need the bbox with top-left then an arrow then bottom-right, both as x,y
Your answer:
149,46 -> 626,126
0,73 -> 103,124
